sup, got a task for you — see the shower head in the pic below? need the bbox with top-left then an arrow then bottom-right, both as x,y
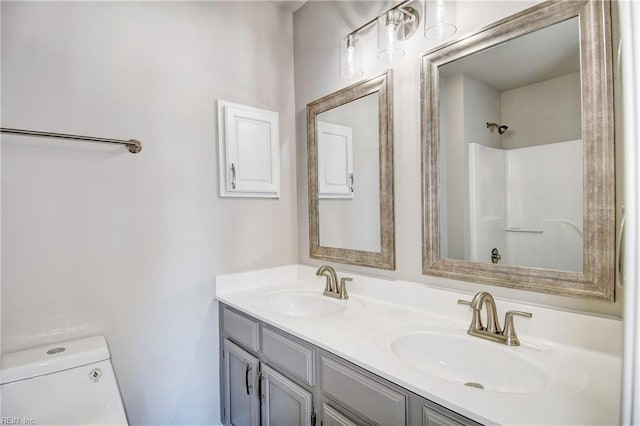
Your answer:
486,122 -> 509,135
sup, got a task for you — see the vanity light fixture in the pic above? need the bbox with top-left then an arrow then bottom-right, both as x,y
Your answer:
340,0 -> 420,79
424,0 -> 457,40
340,33 -> 364,79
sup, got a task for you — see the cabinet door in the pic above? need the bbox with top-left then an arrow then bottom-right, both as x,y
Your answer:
217,100 -> 280,198
223,339 -> 260,426
261,364 -> 313,426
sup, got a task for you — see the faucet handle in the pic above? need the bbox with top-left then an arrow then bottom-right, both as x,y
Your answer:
503,310 -> 532,346
457,299 -> 472,306
338,277 -> 352,300
506,310 -> 533,319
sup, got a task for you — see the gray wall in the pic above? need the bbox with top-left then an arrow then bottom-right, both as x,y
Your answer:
1,2 -> 297,424
463,76 -> 502,149
293,1 -> 622,317
501,72 -> 582,149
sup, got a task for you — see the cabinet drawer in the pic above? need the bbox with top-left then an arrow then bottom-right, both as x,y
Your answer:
222,307 -> 259,352
322,403 -> 360,426
423,407 -> 463,426
320,355 -> 406,425
422,402 -> 479,426
261,326 -> 315,386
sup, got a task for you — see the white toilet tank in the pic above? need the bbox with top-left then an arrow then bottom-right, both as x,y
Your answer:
1,336 -> 128,425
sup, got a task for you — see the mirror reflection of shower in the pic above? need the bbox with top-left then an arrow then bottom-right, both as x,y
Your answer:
467,140 -> 584,272
486,122 -> 509,135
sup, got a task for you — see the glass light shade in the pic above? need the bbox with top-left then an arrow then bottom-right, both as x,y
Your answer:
377,9 -> 406,63
340,33 -> 364,79
424,0 -> 457,40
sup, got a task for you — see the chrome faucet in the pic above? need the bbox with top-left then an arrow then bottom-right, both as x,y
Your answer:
458,291 -> 532,346
316,265 -> 350,300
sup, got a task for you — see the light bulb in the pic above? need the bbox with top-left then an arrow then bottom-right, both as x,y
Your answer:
386,23 -> 397,51
340,33 -> 363,79
377,9 -> 405,63
347,45 -> 355,74
436,0 -> 446,21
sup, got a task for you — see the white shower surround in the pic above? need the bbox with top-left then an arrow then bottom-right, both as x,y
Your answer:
469,140 -> 583,271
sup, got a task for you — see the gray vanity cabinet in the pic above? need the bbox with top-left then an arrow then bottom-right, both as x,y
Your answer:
221,306 -> 317,426
222,339 -> 260,426
220,304 -> 479,426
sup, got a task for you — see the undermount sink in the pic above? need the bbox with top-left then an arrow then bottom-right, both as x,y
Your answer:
390,330 -> 585,394
265,289 -> 362,318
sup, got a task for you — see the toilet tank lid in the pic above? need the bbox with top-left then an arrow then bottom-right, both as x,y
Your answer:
1,336 -> 111,384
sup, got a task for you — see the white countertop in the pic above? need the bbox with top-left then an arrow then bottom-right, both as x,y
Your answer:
214,264 -> 622,426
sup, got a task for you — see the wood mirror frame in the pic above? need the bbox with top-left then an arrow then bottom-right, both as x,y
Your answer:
421,1 -> 615,300
308,71 -> 395,270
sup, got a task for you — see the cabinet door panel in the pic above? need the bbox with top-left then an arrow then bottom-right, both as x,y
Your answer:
223,339 -> 260,426
261,364 -> 313,426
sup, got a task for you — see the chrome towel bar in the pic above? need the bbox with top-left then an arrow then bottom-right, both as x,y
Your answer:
0,127 -> 142,154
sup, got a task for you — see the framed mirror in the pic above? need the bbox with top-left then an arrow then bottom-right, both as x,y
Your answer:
421,1 -> 614,300
307,71 -> 395,270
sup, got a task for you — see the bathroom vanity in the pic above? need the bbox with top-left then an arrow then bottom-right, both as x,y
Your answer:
215,265 -> 621,426
220,304 -> 475,426
221,305 -> 477,426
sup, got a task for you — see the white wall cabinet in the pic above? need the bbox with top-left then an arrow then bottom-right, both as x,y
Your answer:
218,100 -> 280,198
317,121 -> 354,199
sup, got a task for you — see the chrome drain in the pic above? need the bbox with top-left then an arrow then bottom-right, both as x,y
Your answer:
464,382 -> 484,389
